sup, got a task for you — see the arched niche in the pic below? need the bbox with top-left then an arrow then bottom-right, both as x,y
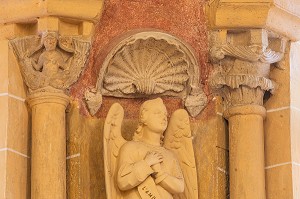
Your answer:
85,31 -> 207,117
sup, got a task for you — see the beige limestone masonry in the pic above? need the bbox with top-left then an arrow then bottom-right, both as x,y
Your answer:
0,151 -> 7,199
5,150 -> 30,198
0,0 -> 299,199
266,164 -> 293,199
293,165 -> 300,198
0,0 -> 104,24
0,23 -> 29,199
0,0 -> 99,198
206,0 -> 300,41
0,96 -> 8,149
263,41 -> 300,198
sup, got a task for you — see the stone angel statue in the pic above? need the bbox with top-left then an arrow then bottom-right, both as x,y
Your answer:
104,98 -> 198,199
10,31 -> 90,93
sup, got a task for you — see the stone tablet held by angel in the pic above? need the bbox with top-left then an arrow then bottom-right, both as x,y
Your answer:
104,98 -> 198,199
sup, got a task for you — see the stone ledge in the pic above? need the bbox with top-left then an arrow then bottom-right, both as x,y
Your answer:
0,0 -> 104,24
206,0 -> 300,41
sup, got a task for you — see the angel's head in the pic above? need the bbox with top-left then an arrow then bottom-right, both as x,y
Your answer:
133,98 -> 168,141
41,32 -> 58,51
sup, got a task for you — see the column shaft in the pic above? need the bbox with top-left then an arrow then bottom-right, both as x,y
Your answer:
226,106 -> 266,199
28,92 -> 69,199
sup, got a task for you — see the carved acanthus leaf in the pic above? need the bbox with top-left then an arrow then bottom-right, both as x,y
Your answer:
184,87 -> 207,117
84,88 -> 103,116
211,44 -> 284,64
211,75 -> 276,93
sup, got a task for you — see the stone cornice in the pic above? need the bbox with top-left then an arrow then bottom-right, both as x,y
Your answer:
0,0 -> 104,24
206,0 -> 300,41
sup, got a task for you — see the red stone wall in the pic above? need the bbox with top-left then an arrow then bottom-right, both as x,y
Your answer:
70,0 -> 210,119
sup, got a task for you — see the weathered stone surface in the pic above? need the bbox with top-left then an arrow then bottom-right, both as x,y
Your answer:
85,31 -> 207,117
11,32 -> 91,94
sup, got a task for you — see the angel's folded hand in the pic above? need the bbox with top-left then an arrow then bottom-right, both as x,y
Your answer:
144,151 -> 163,166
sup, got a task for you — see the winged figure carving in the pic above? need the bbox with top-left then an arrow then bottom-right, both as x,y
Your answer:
103,98 -> 198,199
10,31 -> 90,93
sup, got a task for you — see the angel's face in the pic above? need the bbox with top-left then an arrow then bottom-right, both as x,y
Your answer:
43,36 -> 57,51
143,104 -> 168,135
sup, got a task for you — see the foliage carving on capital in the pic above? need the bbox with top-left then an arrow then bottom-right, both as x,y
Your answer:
11,31 -> 91,94
210,44 -> 284,64
209,30 -> 286,109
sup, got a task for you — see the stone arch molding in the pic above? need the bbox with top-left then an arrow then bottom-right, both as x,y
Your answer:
84,31 -> 207,117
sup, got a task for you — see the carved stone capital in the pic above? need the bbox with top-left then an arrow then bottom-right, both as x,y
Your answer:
10,31 -> 91,95
210,29 -> 285,110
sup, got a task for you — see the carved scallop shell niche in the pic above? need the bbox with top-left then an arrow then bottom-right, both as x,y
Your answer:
85,31 -> 207,117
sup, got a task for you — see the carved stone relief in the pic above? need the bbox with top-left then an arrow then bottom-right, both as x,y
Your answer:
209,29 -> 286,110
104,98 -> 198,199
10,31 -> 91,94
85,31 -> 207,117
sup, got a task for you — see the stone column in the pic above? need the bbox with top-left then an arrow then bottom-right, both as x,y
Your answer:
210,29 -> 285,199
28,92 -> 69,199
225,104 -> 266,199
10,28 -> 91,198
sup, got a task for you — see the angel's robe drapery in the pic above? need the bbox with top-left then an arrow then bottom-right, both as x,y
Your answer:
117,141 -> 184,199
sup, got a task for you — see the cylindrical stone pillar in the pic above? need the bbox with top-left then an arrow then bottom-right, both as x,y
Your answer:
28,92 -> 69,199
224,105 -> 266,199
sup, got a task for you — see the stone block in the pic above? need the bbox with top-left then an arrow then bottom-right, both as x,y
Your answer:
0,40 -> 9,94
264,51 -> 290,111
291,108 -> 300,164
264,109 -> 291,167
0,0 -> 104,24
216,148 -> 229,199
290,42 -> 300,110
0,39 -> 27,98
58,19 -> 79,36
266,164 -> 293,199
292,164 -> 300,198
7,98 -> 29,156
67,103 -> 82,157
0,96 -> 8,149
195,115 -> 228,199
5,151 -> 30,199
0,151 -> 7,199
38,17 -> 59,33
79,22 -> 94,36
67,157 -> 80,199
8,45 -> 27,99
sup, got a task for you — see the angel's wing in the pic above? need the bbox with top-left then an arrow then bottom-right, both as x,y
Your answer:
164,109 -> 198,199
104,103 -> 127,199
